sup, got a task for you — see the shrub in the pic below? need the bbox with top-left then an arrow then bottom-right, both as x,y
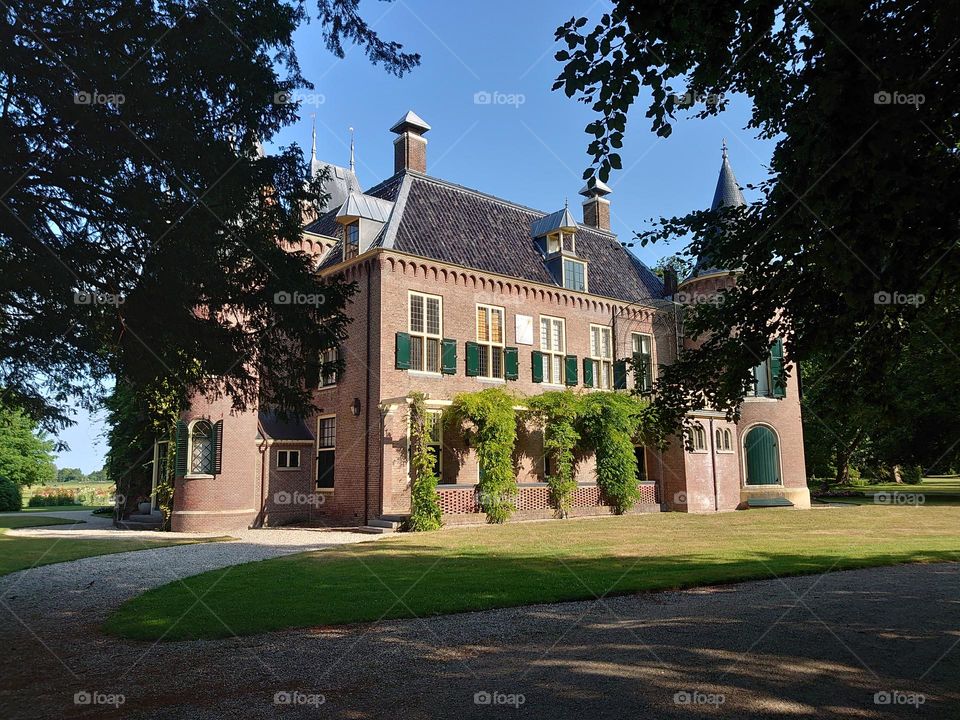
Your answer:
901,464 -> 924,485
0,477 -> 22,512
406,393 -> 443,532
447,388 -> 518,523
27,488 -> 80,507
527,390 -> 583,518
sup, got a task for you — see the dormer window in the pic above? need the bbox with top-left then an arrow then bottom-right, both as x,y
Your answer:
343,220 -> 359,261
547,233 -> 560,255
562,231 -> 575,253
562,258 -> 586,292
546,230 -> 576,256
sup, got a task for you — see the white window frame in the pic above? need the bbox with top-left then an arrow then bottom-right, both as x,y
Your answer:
631,332 -> 654,392
343,220 -> 359,261
315,414 -> 336,490
476,303 -> 506,380
689,423 -> 708,453
539,315 -> 566,385
186,419 -> 215,477
277,449 -> 301,469
715,428 -> 734,453
562,257 -> 587,292
319,346 -> 338,388
589,324 -> 613,389
408,291 -> 443,374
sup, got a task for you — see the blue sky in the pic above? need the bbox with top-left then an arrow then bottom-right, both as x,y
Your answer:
54,0 -> 775,473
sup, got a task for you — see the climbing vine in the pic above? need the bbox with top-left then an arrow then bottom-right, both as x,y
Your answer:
526,390 -> 583,518
578,392 -> 656,513
406,392 -> 443,531
446,388 -> 518,523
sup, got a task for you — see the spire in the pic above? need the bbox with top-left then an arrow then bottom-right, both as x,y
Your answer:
711,140 -> 745,210
349,126 -> 355,173
309,114 -> 320,179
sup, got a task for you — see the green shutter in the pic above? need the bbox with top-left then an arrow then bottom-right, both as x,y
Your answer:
771,338 -> 786,398
212,420 -> 223,474
465,341 -> 480,377
564,355 -> 578,386
613,360 -> 628,390
441,339 -> 457,375
504,347 -> 519,380
531,351 -> 544,383
174,420 -> 188,476
582,358 -> 594,388
395,332 -> 411,370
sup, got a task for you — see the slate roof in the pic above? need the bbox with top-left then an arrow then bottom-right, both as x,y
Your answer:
691,145 -> 747,278
309,171 -> 664,304
258,410 -> 314,441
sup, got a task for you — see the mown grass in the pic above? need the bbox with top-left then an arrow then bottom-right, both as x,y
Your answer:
0,514 -> 230,577
105,505 -> 960,641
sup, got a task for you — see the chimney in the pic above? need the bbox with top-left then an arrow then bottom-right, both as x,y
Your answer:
663,267 -> 678,297
390,110 -> 430,174
579,177 -> 612,231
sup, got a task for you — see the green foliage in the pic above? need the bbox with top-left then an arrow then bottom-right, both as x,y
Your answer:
1,1 -> 418,429
527,390 -> 584,517
901,465 -> 924,485
578,393 -> 652,513
447,389 -> 518,523
0,477 -> 22,512
28,490 -> 81,507
407,393 -> 443,532
651,254 -> 693,281
0,401 -> 56,487
56,467 -> 85,484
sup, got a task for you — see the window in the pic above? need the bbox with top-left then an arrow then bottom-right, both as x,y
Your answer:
561,230 -> 576,253
476,304 -> 505,379
409,292 -> 442,373
343,221 -> 359,260
547,233 -> 560,255
426,410 -> 445,484
546,231 -> 575,255
689,423 -> 707,452
316,417 -> 335,488
320,346 -> 338,387
539,316 -> 566,384
563,258 -> 586,292
278,449 -> 301,468
715,428 -> 733,453
631,333 -> 653,392
589,325 -> 613,389
634,445 -> 647,482
189,420 -> 214,475
748,339 -> 786,398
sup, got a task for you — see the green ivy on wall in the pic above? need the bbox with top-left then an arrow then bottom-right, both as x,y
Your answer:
526,390 -> 583,518
406,392 -> 443,531
446,388 -> 518,523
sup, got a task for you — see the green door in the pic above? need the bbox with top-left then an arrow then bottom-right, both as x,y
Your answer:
744,426 -> 780,485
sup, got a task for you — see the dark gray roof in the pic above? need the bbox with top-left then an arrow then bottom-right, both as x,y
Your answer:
310,171 -> 663,304
258,411 -> 313,441
692,146 -> 746,278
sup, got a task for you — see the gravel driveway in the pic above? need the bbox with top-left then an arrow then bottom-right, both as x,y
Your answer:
1,553 -> 958,719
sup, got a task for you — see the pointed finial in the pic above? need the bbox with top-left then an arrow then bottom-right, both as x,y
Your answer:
721,138 -> 728,160
311,113 -> 317,160
349,126 -> 355,173
564,196 -> 569,211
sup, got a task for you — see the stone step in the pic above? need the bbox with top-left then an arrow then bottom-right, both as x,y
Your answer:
367,517 -> 403,530
355,525 -> 396,534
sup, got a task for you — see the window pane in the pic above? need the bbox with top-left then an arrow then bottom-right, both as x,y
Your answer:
540,318 -> 549,349
426,297 -> 440,336
591,327 -> 600,356
552,355 -> 562,384
410,335 -> 424,371
491,309 -> 503,344
410,295 -> 424,333
190,422 -> 212,474
601,328 -> 611,359
425,338 -> 439,373
478,344 -> 489,377
553,320 -> 563,352
542,354 -> 551,382
477,307 -> 488,341
492,347 -> 503,378
317,452 -> 334,488
318,418 -> 336,448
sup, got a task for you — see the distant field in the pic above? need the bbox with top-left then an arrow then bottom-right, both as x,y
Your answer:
21,480 -> 114,510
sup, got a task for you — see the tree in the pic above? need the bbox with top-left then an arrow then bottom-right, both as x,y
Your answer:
0,401 -> 56,487
87,468 -> 108,483
651,254 -> 693,281
56,467 -> 85,484
554,2 -> 959,427
1,0 -> 419,429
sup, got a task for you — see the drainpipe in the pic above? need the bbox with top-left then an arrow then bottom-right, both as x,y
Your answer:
709,418 -> 719,511
363,261 -> 372,526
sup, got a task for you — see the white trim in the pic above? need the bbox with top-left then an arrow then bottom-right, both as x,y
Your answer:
315,414 -> 336,490
539,315 -> 566,385
408,290 -> 444,373
277,449 -> 301,469
589,324 -> 613,389
740,422 -> 784,487
186,418 -> 214,476
688,422 -> 708,453
183,473 -> 215,480
475,303 -> 506,380
630,331 -> 655,391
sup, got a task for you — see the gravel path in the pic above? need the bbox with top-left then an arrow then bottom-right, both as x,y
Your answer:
1,558 -> 958,719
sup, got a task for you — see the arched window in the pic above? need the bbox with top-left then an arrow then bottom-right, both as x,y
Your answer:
189,420 -> 214,475
715,428 -> 733,452
689,423 -> 707,452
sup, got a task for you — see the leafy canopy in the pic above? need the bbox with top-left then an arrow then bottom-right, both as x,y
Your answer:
0,400 -> 56,487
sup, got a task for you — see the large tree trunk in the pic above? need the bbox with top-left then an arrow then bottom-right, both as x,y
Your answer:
830,429 -> 864,490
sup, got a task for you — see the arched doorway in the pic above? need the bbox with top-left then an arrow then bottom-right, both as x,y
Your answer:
744,425 -> 781,485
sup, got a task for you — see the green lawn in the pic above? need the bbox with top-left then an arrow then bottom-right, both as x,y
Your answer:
106,505 -> 960,641
818,476 -> 960,505
0,514 -> 231,577
19,504 -> 108,512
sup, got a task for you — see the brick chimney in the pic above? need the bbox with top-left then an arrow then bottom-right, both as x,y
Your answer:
579,178 -> 612,231
390,110 -> 430,174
